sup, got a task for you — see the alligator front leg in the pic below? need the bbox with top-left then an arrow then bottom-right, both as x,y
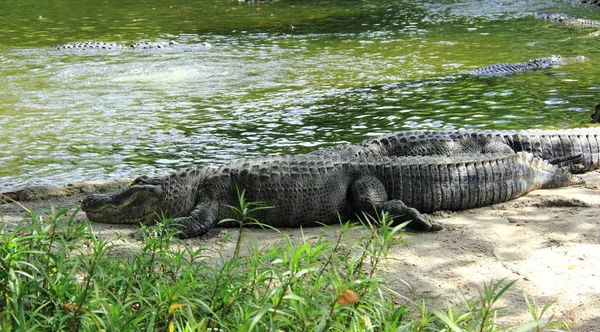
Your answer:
349,175 -> 442,231
171,201 -> 219,238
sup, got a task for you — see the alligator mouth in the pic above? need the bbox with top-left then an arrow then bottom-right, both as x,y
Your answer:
84,210 -> 157,225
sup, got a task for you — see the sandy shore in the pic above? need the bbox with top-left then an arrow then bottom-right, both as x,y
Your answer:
1,172 -> 599,330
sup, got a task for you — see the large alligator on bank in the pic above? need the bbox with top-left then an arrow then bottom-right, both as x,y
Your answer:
464,55 -> 587,77
50,41 -> 211,50
81,151 -> 582,238
313,128 -> 600,173
535,12 -> 600,27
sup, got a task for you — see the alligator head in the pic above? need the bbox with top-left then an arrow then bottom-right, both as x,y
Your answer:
535,12 -> 570,23
529,55 -> 587,70
81,176 -> 169,225
592,103 -> 600,123
558,55 -> 587,64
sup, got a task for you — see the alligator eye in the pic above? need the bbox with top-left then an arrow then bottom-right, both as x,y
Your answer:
132,176 -> 150,185
131,175 -> 163,186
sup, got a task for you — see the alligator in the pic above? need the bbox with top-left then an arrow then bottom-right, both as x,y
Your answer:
346,54 -> 588,96
81,152 -> 582,238
535,12 -> 600,27
582,0 -> 600,6
464,55 -> 587,77
50,41 -> 211,50
592,104 -> 600,123
312,128 -> 600,173
313,135 -> 515,159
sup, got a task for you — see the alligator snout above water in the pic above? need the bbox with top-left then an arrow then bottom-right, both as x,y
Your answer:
592,104 -> 600,123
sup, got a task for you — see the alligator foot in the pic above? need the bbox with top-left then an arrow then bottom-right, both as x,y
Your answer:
170,201 -> 220,238
350,175 -> 444,232
386,201 -> 443,232
547,154 -> 586,173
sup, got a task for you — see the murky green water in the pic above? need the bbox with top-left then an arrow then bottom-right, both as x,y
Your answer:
1,0 -> 599,190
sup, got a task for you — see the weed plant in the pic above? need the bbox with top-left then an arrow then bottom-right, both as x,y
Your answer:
0,197 -> 571,331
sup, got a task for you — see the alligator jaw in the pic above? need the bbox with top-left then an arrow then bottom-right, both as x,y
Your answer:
81,184 -> 165,225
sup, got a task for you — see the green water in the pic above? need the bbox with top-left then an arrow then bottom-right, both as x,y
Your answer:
1,0 -> 600,189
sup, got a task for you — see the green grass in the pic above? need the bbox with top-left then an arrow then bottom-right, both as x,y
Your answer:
0,198 -> 572,331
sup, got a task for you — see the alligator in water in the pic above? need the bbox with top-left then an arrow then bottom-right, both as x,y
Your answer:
535,12 -> 600,27
50,40 -> 211,50
313,128 -> 600,173
356,55 -> 587,94
81,152 -> 582,238
592,104 -> 600,123
464,55 -> 587,77
582,0 -> 600,6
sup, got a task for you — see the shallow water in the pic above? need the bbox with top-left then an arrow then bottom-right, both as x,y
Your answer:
1,0 -> 599,190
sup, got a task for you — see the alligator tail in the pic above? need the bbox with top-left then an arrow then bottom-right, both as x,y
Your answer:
505,130 -> 600,173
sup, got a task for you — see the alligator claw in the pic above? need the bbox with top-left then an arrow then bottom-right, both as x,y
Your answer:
405,210 -> 443,232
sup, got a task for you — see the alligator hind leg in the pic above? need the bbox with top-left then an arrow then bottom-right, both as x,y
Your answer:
349,175 -> 442,231
171,201 -> 219,238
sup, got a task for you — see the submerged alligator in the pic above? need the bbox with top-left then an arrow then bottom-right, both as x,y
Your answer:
50,40 -> 211,50
81,152 -> 582,238
465,55 -> 587,77
313,128 -> 600,173
535,12 -> 600,28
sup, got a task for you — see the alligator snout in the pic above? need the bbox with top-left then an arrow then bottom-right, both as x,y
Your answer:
81,194 -> 106,212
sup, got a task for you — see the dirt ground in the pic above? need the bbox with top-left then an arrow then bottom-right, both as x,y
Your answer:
1,172 -> 599,330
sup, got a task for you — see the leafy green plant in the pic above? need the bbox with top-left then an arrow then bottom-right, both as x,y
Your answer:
0,202 -> 572,331
524,296 -> 572,332
219,185 -> 276,259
